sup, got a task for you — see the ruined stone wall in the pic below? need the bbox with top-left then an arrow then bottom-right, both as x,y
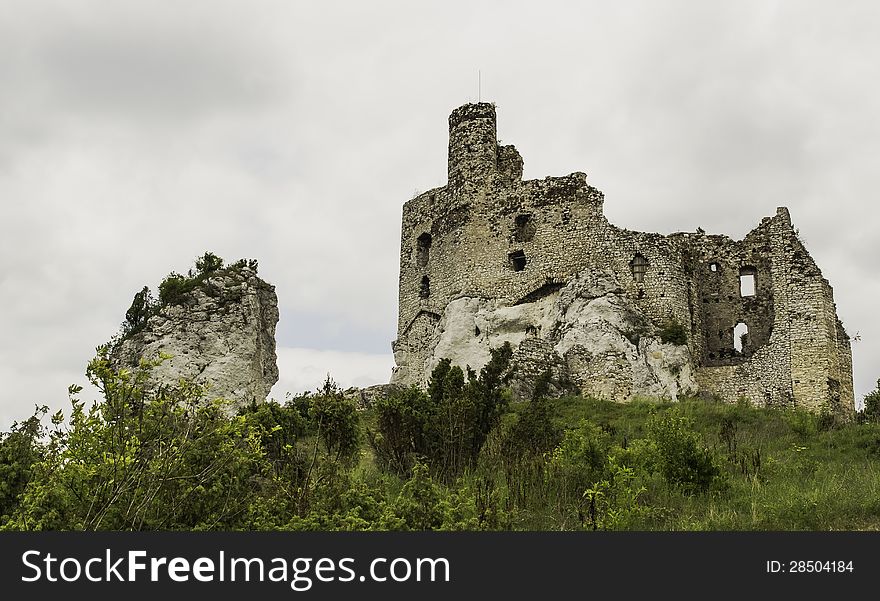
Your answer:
392,102 -> 854,412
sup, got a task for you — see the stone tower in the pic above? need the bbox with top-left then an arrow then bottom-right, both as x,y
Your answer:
391,102 -> 854,412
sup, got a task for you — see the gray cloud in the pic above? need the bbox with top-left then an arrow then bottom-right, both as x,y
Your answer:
2,0 -> 879,427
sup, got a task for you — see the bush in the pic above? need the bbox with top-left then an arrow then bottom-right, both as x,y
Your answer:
370,343 -> 513,481
502,395 -> 560,461
309,376 -> 360,464
157,272 -> 191,306
647,413 -> 723,493
195,251 -> 223,274
862,379 -> 880,423
0,406 -> 47,522
369,386 -> 432,476
123,286 -> 157,333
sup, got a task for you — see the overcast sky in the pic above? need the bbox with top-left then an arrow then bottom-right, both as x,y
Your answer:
1,0 -> 878,428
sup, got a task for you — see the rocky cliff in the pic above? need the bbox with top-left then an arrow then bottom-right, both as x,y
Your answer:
109,259 -> 279,409
396,268 -> 697,401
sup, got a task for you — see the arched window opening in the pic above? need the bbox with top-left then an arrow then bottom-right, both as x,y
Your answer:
416,233 -> 432,268
739,266 -> 756,297
419,275 -> 430,299
631,254 -> 648,283
509,250 -> 527,272
734,322 -> 749,353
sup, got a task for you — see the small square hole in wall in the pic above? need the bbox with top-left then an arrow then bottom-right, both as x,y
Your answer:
709,262 -> 719,272
509,250 -> 527,271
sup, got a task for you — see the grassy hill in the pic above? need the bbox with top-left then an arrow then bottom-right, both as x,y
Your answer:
2,351 -> 879,531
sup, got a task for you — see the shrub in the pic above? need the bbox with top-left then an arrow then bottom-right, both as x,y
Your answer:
647,412 -> 723,493
309,376 -> 360,464
195,251 -> 224,274
157,272 -> 190,306
862,379 -> 880,423
123,286 -> 157,333
370,343 -> 513,481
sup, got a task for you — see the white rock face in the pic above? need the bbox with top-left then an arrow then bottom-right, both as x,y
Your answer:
417,269 -> 697,401
109,265 -> 279,409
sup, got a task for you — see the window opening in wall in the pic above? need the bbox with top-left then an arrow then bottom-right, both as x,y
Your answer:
709,262 -> 719,272
514,213 -> 536,242
419,275 -> 430,298
416,233 -> 432,268
734,322 -> 749,353
509,250 -> 527,271
739,267 -> 756,297
631,254 -> 648,283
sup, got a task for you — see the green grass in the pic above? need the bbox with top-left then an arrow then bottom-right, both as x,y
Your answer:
416,396 -> 880,530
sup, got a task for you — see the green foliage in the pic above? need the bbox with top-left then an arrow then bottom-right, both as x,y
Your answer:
0,406 -> 47,521
658,319 -> 688,345
501,394 -> 560,462
158,271 -> 195,306
371,343 -> 513,481
309,376 -> 360,464
647,412 -> 724,493
546,420 -> 612,523
6,352 -> 880,532
237,398 -> 308,482
862,379 -> 880,423
581,457 -> 648,530
123,286 -> 157,333
194,251 -> 223,274
5,348 -> 272,530
368,386 -> 431,476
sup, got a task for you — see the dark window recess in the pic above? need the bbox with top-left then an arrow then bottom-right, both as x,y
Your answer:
739,266 -> 757,297
561,209 -> 571,224
474,325 -> 481,337
514,214 -> 536,242
419,275 -> 430,298
631,254 -> 648,283
509,250 -> 527,271
416,233 -> 432,268
734,322 -> 749,353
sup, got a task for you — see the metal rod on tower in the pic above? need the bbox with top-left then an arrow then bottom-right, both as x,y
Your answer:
478,70 -> 481,102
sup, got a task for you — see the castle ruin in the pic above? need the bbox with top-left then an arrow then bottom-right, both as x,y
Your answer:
391,102 -> 854,412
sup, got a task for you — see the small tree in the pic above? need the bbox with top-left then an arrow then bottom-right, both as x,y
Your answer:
647,413 -> 723,493
195,251 -> 224,274
124,286 -> 156,332
863,379 -> 880,423
309,376 -> 360,464
158,272 -> 188,306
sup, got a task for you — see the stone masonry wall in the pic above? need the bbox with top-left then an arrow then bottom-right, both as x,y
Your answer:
392,102 -> 854,412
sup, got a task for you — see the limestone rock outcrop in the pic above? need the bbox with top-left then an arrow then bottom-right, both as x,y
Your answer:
395,269 -> 697,401
109,263 -> 279,409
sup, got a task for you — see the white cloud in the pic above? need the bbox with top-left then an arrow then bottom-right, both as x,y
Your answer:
271,347 -> 395,399
1,0 -> 878,426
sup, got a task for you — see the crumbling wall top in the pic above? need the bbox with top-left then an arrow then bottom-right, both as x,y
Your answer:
449,102 -> 496,129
